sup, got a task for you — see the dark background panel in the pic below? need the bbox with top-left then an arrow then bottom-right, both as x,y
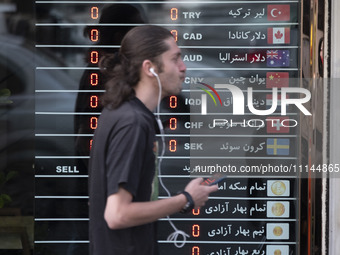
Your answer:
35,178 -> 88,196
35,198 -> 89,218
34,221 -> 88,241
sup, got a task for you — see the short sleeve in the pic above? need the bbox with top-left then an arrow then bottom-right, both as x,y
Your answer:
105,123 -> 148,197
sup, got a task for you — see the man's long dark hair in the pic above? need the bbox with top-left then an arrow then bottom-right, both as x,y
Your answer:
100,25 -> 173,109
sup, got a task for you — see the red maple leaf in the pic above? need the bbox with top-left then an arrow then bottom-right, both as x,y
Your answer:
275,30 -> 283,39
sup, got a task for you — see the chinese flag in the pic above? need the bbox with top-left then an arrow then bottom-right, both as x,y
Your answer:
267,27 -> 290,44
266,72 -> 289,88
267,5 -> 290,21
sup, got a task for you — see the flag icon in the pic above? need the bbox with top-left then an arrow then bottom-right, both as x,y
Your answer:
267,50 -> 290,67
266,94 -> 289,112
267,5 -> 290,21
267,138 -> 290,155
266,117 -> 290,133
266,72 -> 289,88
266,94 -> 281,110
267,27 -> 290,44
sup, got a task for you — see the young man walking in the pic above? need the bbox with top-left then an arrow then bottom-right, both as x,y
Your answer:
89,25 -> 218,255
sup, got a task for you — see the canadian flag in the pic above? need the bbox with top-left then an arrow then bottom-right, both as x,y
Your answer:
267,27 -> 290,44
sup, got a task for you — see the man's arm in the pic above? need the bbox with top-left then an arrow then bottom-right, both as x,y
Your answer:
104,177 -> 218,229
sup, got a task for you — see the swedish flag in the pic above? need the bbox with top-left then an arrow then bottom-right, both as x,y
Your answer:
266,138 -> 290,155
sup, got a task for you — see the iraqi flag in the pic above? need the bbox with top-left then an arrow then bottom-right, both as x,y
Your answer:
266,94 -> 290,113
267,27 -> 290,44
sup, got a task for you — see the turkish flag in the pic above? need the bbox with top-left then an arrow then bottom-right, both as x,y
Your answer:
267,27 -> 290,44
267,5 -> 290,21
266,72 -> 289,88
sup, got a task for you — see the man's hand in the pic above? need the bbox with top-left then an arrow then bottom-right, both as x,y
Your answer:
184,178 -> 219,208
104,178 -> 218,229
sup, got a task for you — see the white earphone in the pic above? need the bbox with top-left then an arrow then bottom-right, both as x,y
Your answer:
150,67 -> 158,77
150,66 -> 189,248
149,65 -> 189,248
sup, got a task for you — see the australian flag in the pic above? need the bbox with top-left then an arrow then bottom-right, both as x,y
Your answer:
267,50 -> 290,67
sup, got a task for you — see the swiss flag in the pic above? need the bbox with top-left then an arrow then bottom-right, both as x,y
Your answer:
267,27 -> 290,44
266,72 -> 289,88
266,117 -> 290,133
267,5 -> 290,21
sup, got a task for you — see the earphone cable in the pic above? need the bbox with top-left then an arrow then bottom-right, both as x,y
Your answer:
154,74 -> 189,248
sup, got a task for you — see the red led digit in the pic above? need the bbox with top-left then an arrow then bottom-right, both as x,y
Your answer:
90,51 -> 99,64
169,117 -> 177,130
90,139 -> 93,150
169,139 -> 177,152
90,117 -> 98,130
90,95 -> 98,108
192,246 -> 200,255
192,224 -> 200,237
90,29 -> 99,42
91,7 -> 99,19
192,208 -> 200,215
90,73 -> 99,86
169,95 -> 177,108
170,8 -> 178,20
171,30 -> 178,42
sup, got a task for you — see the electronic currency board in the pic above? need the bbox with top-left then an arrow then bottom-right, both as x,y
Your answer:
34,1 -> 303,255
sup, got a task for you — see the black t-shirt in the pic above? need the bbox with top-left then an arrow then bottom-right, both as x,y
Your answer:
89,97 -> 158,255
